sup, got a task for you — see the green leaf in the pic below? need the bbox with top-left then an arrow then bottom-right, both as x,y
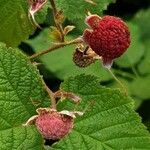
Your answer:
0,126 -> 44,150
55,0 -> 116,21
26,28 -> 112,81
0,0 -> 36,47
49,74 -> 150,149
0,43 -> 48,149
115,22 -> 144,68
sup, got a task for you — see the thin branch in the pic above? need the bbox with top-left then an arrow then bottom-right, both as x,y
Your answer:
49,0 -> 57,14
57,24 -> 65,42
49,0 -> 65,42
29,37 -> 83,60
42,80 -> 57,109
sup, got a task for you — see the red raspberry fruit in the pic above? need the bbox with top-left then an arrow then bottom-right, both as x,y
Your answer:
83,15 -> 131,68
35,109 -> 73,140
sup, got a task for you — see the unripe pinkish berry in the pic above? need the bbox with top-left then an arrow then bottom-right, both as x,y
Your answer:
35,109 -> 73,140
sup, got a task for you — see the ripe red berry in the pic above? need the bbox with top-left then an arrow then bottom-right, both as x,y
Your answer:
83,15 -> 131,68
35,109 -> 73,140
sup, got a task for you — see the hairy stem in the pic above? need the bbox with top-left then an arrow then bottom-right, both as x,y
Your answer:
107,68 -> 128,95
49,0 -> 64,42
30,37 -> 83,59
42,80 -> 57,109
49,0 -> 57,14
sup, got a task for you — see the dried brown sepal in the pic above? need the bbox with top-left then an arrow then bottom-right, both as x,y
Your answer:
73,45 -> 97,67
54,90 -> 81,103
64,25 -> 75,35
